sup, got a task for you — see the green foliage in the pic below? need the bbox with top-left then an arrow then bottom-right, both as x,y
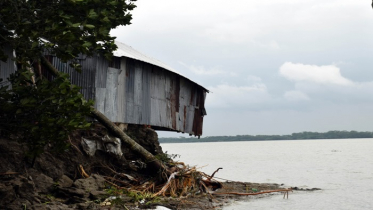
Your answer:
105,185 -> 127,197
0,0 -> 136,67
0,70 -> 93,157
127,191 -> 160,205
0,0 -> 135,158
105,186 -> 160,206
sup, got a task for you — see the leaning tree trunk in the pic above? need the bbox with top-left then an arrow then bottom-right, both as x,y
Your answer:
90,109 -> 167,173
41,56 -> 168,176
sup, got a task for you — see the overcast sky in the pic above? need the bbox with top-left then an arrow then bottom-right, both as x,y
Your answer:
112,0 -> 373,137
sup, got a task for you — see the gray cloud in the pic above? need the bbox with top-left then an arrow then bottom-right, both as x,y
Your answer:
112,0 -> 373,137
280,62 -> 353,86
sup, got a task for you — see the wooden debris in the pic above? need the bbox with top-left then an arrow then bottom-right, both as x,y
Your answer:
212,188 -> 293,197
78,164 -> 89,178
154,172 -> 179,196
207,167 -> 223,181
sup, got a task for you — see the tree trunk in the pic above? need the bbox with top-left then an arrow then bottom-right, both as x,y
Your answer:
41,56 -> 168,177
41,56 -> 59,76
91,109 -> 167,173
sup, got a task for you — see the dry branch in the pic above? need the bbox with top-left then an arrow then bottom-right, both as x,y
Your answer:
78,164 -> 90,178
100,163 -> 139,182
208,167 -> 222,181
103,176 -> 132,187
68,135 -> 83,155
154,172 -> 179,196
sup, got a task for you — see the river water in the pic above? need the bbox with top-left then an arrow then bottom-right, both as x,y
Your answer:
161,138 -> 373,209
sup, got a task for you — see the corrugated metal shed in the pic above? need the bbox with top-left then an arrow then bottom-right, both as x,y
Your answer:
98,50 -> 207,136
109,41 -> 208,136
0,41 -> 208,137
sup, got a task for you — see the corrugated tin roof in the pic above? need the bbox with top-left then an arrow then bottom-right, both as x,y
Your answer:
114,41 -> 208,91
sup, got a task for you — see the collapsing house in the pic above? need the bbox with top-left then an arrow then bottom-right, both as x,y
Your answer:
0,41 -> 208,137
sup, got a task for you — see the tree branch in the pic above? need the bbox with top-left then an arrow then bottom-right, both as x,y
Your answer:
40,56 -> 59,76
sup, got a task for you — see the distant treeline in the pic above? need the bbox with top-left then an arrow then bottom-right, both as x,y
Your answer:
158,130 -> 373,143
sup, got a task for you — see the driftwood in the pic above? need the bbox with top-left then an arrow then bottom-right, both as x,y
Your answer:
78,164 -> 90,178
207,167 -> 222,181
202,167 -> 223,191
212,188 -> 293,198
41,56 -> 168,178
154,172 -> 179,196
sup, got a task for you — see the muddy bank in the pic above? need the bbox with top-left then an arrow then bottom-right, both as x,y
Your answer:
0,125 -> 319,209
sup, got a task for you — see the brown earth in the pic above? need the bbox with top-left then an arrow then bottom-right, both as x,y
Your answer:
0,124 -> 319,210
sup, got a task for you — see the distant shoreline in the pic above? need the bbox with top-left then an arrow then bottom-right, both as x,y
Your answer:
159,130 -> 373,143
159,137 -> 372,144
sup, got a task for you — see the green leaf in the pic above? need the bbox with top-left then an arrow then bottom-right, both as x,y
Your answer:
31,41 -> 39,49
88,9 -> 98,19
31,126 -> 39,132
98,27 -> 109,35
102,17 -> 110,23
109,1 -> 118,6
20,98 -> 30,105
82,41 -> 92,48
85,24 -> 95,29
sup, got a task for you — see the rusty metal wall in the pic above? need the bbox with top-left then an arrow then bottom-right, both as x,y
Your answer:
0,45 -> 17,87
98,57 -> 207,136
93,57 -> 206,136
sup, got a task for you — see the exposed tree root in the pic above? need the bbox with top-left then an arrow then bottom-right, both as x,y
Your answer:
104,176 -> 133,188
154,172 -> 179,196
78,164 -> 90,178
0,171 -> 18,175
207,167 -> 223,181
68,135 -> 83,155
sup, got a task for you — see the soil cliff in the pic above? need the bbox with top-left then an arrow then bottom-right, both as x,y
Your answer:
0,124 -> 167,209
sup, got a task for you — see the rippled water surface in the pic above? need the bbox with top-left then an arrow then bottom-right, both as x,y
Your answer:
161,139 -> 373,209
